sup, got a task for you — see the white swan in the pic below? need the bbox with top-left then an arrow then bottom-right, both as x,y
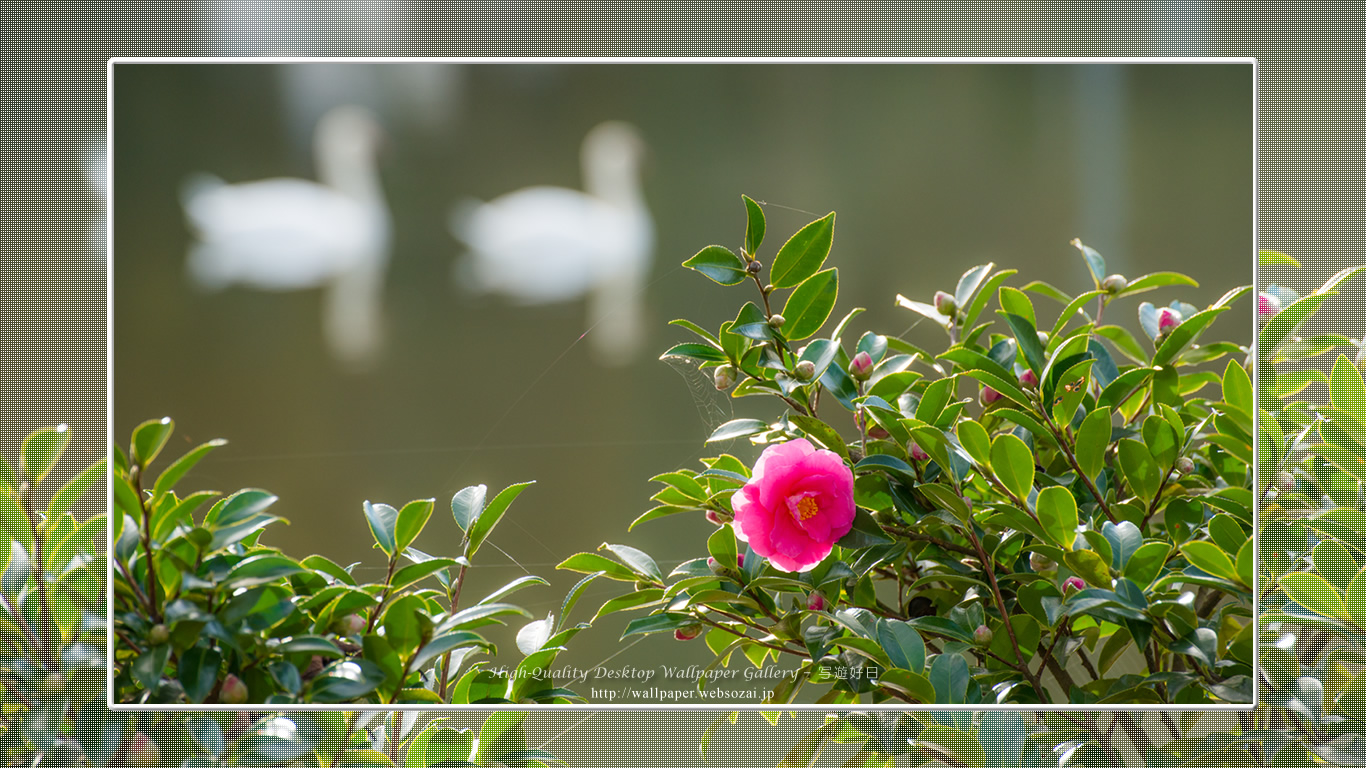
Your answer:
182,106 -> 390,368
450,121 -> 653,366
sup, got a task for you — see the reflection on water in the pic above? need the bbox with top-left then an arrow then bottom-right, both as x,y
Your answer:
114,62 -> 1251,700
451,120 -> 653,366
182,106 -> 390,367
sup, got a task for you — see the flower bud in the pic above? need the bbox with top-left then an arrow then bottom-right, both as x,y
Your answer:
147,624 -> 170,645
1276,470 -> 1296,493
794,360 -> 816,381
768,314 -> 786,329
1258,291 -> 1282,319
1029,552 -> 1055,572
933,290 -> 957,316
705,509 -> 732,525
980,385 -> 1002,406
746,259 -> 763,275
973,625 -> 993,646
220,673 -> 249,705
674,624 -> 704,641
335,613 -> 365,636
763,283 -> 775,293
1063,576 -> 1086,594
713,364 -> 737,391
806,592 -> 827,611
849,351 -> 874,381
908,441 -> 930,462
1101,274 -> 1128,292
126,733 -> 161,767
1174,456 -> 1195,476
1019,369 -> 1039,389
1157,307 -> 1182,334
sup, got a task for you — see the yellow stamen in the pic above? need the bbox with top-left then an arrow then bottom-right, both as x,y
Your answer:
797,497 -> 819,520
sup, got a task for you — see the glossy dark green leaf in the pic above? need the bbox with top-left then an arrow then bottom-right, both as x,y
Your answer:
1063,549 -> 1111,589
1101,520 -> 1142,570
1000,312 -> 1046,375
929,652 -> 969,705
394,497 -> 435,554
837,507 -> 895,549
684,244 -> 748,286
473,712 -> 528,766
707,418 -> 766,443
467,481 -> 533,558
131,643 -> 170,692
1280,571 -> 1347,619
1181,541 -> 1240,583
732,301 -> 775,341
622,612 -> 700,638
556,552 -> 637,581
742,194 -> 765,255
150,439 -> 225,502
1036,487 -> 1078,551
21,423 -> 71,482
1072,238 -> 1106,286
660,342 -> 727,363
1154,307 -> 1229,366
224,554 -> 306,588
1116,439 -> 1161,504
876,618 -> 926,673
782,268 -> 839,340
391,558 -> 458,592
450,484 -> 486,533
990,434 -> 1034,503
178,646 -> 221,704
954,263 -> 994,311
363,501 -> 399,557
771,212 -> 835,288
1073,407 -> 1112,480
306,659 -> 387,703
46,457 -> 107,516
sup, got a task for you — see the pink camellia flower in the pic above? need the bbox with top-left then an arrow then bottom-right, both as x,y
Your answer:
1019,369 -> 1039,389
1062,576 -> 1086,594
980,385 -> 1003,405
849,351 -> 874,381
1259,291 -> 1282,319
1156,307 -> 1182,334
731,438 -> 855,573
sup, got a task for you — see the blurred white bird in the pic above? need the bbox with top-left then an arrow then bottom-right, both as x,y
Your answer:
182,106 -> 390,368
450,121 -> 653,366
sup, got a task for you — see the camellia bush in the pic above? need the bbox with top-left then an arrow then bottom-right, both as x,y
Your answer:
110,418 -> 587,705
563,194 -> 1268,705
694,252 -> 1366,765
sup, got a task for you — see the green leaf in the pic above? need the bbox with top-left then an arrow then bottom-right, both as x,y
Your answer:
876,618 -> 926,673
450,485 -> 486,533
21,424 -> 71,483
1123,541 -> 1170,590
770,212 -> 835,288
1181,540 -> 1239,582
556,552 -> 637,582
660,342 -> 727,363
789,415 -> 851,465
1036,487 -> 1078,550
178,646 -> 221,704
1312,539 -> 1358,593
406,724 -> 475,768
467,481 -> 534,558
394,498 -> 436,554
185,714 -> 224,757
391,559 -> 459,592
1154,307 -> 1229,367
473,712 -> 528,766
1331,354 -> 1366,412
1073,407 -> 1112,479
998,286 -> 1035,327
224,554 -> 306,588
131,643 -> 170,692
1345,566 -> 1366,628
383,594 -> 431,658
622,612 -> 700,638
1072,238 -> 1106,286
1000,312 -> 1046,375
129,418 -> 172,469
781,268 -> 839,340
277,635 -> 346,657
363,501 -> 399,557
917,726 -> 986,768
707,418 -> 767,443
684,245 -> 748,286
151,439 -> 226,501
1116,439 -> 1161,504
956,420 -> 992,469
979,711 -> 1027,768
955,263 -> 995,311
1114,271 -> 1199,296
960,268 -> 1018,330
593,589 -> 666,621
928,653 -> 970,705
1063,549 -> 1111,589
602,543 -> 663,583
46,457 -> 107,516
1223,359 -> 1254,417
1101,521 -> 1143,570
990,433 -> 1035,502
837,507 -> 895,548
743,194 -> 765,255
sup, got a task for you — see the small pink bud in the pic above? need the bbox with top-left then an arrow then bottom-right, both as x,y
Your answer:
806,592 -> 827,611
973,625 -> 993,646
1063,577 -> 1086,594
768,314 -> 786,329
933,290 -> 957,316
793,360 -> 817,381
909,441 -> 930,462
336,614 -> 365,636
850,351 -> 874,381
1019,369 -> 1039,389
1258,292 -> 1282,319
1157,307 -> 1181,334
1276,471 -> 1296,493
705,509 -> 731,525
980,386 -> 1003,405
1101,274 -> 1128,292
126,733 -> 161,767
713,364 -> 737,391
674,624 -> 704,641
220,673 -> 249,705
1174,457 -> 1195,475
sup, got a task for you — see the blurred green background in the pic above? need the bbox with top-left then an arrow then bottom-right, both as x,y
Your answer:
113,62 -> 1251,701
